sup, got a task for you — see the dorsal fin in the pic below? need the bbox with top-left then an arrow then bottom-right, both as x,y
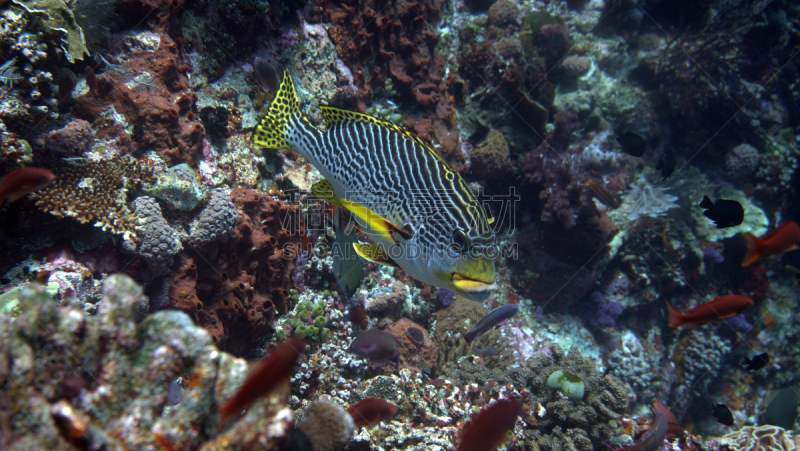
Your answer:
320,105 -> 450,167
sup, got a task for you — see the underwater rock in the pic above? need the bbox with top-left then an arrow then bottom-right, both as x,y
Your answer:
45,119 -> 95,157
143,163 -> 208,211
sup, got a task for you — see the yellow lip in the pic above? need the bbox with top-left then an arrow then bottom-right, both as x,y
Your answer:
451,273 -> 498,293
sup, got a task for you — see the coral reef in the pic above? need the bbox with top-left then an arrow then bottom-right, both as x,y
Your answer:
611,176 -> 678,224
189,188 -> 239,246
308,0 -> 464,170
380,317 -> 438,376
0,275 -> 292,450
668,328 -> 733,417
725,143 -> 761,179
29,157 -> 154,238
142,163 -> 208,211
122,196 -> 182,277
470,130 -> 514,180
719,425 -> 796,451
434,297 -> 516,371
168,188 -> 304,355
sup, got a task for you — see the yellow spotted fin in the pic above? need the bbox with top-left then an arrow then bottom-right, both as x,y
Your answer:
253,69 -> 302,150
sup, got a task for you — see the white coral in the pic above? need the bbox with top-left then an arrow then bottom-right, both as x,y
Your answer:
612,177 -> 678,224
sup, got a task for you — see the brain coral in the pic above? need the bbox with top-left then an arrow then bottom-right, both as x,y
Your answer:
30,157 -> 154,238
720,425 -> 796,451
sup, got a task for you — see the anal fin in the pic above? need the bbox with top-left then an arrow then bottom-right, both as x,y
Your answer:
353,243 -> 398,268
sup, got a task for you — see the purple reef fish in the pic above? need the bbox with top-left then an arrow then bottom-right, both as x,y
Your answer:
348,329 -> 401,370
463,303 -> 520,345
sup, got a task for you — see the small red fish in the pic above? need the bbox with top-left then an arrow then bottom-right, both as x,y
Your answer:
347,398 -> 397,428
651,401 -> 683,437
615,411 -> 669,451
666,295 -> 753,328
456,399 -> 521,451
0,167 -> 55,204
219,338 -> 304,422
742,221 -> 800,267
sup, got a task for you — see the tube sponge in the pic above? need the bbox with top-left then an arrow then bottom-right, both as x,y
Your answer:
296,399 -> 355,451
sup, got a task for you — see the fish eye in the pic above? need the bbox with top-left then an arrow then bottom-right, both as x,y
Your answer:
451,230 -> 469,252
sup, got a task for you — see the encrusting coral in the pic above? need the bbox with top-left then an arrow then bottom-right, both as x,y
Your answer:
29,156 -> 154,238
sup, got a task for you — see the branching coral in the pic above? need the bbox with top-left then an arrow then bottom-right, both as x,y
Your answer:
29,157 -> 154,238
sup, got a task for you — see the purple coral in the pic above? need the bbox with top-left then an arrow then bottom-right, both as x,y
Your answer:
703,246 -> 725,263
587,291 -> 624,329
437,289 -> 455,307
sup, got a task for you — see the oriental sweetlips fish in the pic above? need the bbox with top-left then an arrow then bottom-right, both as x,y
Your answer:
665,295 -> 753,328
0,167 -> 55,205
254,70 -> 498,301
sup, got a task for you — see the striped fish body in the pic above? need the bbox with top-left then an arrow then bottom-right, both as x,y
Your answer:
254,70 -> 497,301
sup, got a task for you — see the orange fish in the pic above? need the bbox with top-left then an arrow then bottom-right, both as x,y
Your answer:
742,221 -> 800,267
456,399 -> 521,451
666,295 -> 753,328
347,398 -> 397,428
218,338 -> 304,422
0,167 -> 55,204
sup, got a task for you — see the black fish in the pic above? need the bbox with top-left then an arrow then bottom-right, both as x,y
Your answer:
700,196 -> 744,228
743,352 -> 769,371
765,387 -> 800,430
252,57 -> 281,93
656,149 -> 675,179
616,130 -> 646,157
711,403 -> 734,425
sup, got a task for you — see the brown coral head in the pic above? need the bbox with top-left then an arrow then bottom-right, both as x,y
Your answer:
405,326 -> 425,347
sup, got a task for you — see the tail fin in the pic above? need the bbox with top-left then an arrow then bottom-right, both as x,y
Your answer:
665,301 -> 685,328
700,195 -> 714,209
742,233 -> 765,267
463,329 -> 478,345
253,69 -> 301,150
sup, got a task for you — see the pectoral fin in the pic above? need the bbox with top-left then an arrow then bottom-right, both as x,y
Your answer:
312,180 -> 412,244
353,243 -> 398,268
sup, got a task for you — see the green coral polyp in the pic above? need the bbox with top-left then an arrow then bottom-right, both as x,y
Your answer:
547,370 -> 585,401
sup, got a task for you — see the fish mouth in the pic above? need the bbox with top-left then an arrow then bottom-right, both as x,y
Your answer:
451,273 -> 497,295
